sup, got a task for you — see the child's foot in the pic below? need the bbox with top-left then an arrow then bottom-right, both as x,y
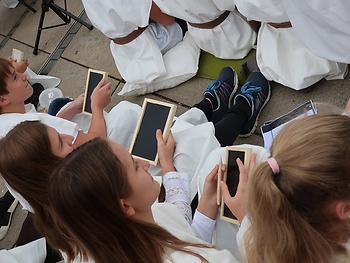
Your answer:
204,67 -> 238,123
233,72 -> 271,137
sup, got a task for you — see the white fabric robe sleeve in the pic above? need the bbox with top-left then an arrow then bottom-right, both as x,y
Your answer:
191,210 -> 216,243
0,238 -> 46,263
163,171 -> 192,224
162,170 -> 217,243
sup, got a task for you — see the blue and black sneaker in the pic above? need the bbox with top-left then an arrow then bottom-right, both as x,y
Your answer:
204,67 -> 238,122
234,72 -> 271,137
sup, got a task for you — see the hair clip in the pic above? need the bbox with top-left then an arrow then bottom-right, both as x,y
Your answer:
267,157 -> 280,175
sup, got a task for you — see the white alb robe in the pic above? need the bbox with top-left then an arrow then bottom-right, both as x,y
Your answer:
235,0 -> 348,90
282,0 -> 350,64
153,0 -> 256,59
81,0 -> 200,96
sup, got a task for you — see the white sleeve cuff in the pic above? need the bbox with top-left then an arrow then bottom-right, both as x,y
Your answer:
191,209 -> 216,243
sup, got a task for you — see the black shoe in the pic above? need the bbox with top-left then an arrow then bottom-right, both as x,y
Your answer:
233,72 -> 271,137
203,67 -> 239,122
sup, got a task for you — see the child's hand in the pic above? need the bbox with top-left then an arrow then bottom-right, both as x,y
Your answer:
197,164 -> 223,220
156,130 -> 176,174
91,80 -> 112,111
70,94 -> 84,112
220,153 -> 256,223
10,58 -> 29,73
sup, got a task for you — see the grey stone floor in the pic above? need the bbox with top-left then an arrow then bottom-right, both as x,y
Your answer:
0,0 -> 349,250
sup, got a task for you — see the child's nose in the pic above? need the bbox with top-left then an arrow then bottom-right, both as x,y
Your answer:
21,73 -> 27,81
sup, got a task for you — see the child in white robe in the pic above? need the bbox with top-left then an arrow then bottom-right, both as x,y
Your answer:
81,0 -> 200,96
235,0 -> 348,90
47,138 -> 240,263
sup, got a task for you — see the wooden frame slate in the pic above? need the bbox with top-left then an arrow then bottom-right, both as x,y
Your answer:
82,69 -> 107,115
129,98 -> 177,165
220,146 -> 251,224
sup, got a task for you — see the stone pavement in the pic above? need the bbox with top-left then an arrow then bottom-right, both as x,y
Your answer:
0,0 -> 349,249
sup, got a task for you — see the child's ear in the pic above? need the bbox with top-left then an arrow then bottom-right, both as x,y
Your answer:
120,199 -> 136,217
335,201 -> 350,220
0,95 -> 9,107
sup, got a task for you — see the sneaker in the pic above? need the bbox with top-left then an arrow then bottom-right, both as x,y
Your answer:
234,72 -> 271,137
0,198 -> 18,240
204,67 -> 239,122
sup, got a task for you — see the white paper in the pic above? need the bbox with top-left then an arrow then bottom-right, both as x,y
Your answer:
261,101 -> 317,150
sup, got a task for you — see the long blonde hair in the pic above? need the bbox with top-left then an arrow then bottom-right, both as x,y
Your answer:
245,115 -> 350,263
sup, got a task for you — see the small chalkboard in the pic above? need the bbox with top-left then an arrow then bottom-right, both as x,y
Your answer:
220,146 -> 251,224
129,98 -> 177,165
82,69 -> 107,115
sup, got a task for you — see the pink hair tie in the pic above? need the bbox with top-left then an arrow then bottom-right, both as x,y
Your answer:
267,157 -> 280,175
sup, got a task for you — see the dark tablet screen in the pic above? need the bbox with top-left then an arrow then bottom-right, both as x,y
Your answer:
223,151 -> 245,219
84,72 -> 104,113
131,102 -> 171,161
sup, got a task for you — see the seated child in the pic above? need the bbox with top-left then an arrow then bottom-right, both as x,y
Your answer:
222,114 -> 350,263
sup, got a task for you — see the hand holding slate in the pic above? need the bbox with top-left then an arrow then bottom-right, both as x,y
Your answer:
220,153 -> 256,223
156,129 -> 176,174
91,80 -> 112,111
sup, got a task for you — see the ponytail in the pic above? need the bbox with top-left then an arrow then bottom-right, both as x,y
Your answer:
245,163 -> 333,263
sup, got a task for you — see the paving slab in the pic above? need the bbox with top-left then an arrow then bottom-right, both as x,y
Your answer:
62,26 -> 121,79
12,0 -> 84,53
49,58 -> 188,115
0,39 -> 48,72
0,3 -> 27,35
155,76 -> 211,107
234,134 -> 263,147
49,56 -> 93,98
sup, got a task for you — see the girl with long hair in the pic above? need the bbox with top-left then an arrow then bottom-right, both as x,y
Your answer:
221,114 -> 350,263
0,120 -> 239,262
47,138 -> 237,263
